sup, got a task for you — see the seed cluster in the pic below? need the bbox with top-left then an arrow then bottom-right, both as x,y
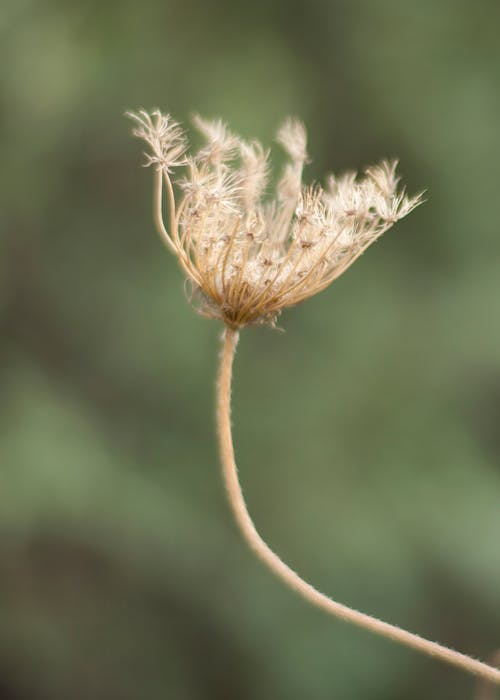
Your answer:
130,109 -> 422,328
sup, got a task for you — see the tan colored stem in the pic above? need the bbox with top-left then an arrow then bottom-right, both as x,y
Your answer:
162,170 -> 180,248
475,651 -> 500,700
216,326 -> 500,685
153,168 -> 175,253
153,170 -> 203,286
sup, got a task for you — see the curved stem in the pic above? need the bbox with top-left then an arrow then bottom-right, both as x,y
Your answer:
216,326 -> 500,685
162,170 -> 181,248
153,168 -> 175,254
153,169 -> 203,285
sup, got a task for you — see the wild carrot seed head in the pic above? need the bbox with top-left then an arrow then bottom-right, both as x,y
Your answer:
129,109 -> 423,329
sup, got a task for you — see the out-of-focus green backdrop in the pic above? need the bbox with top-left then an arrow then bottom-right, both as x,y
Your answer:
1,1 -> 500,698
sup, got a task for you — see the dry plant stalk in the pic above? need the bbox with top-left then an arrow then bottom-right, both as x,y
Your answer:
475,651 -> 500,700
129,109 -> 500,686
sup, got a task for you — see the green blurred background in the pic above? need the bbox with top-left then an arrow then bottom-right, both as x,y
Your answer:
1,0 -> 500,698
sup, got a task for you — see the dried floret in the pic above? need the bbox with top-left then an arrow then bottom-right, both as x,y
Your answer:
128,109 -> 187,172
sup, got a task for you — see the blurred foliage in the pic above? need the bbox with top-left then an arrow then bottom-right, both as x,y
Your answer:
1,0 -> 500,698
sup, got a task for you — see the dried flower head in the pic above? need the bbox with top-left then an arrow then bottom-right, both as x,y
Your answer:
126,110 -> 500,687
129,109 -> 423,329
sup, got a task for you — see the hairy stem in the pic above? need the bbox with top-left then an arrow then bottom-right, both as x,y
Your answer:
475,651 -> 500,700
216,325 -> 500,685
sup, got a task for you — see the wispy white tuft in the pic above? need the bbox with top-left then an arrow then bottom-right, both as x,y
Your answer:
127,109 -> 187,171
276,117 -> 308,164
192,114 -> 239,165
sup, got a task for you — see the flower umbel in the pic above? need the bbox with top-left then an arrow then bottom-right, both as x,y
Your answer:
129,109 -> 423,329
